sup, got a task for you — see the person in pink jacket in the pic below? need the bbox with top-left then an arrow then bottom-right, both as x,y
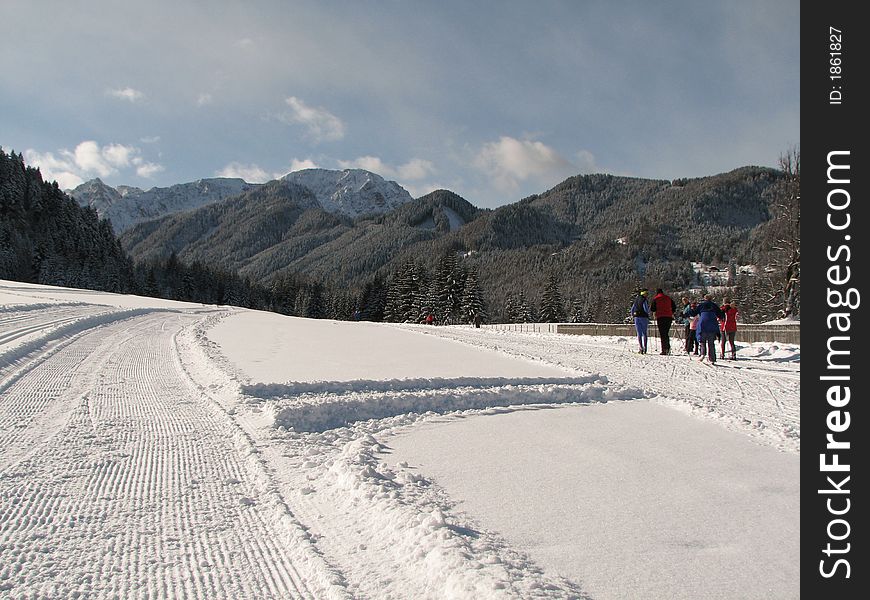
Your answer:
688,302 -> 700,355
719,298 -> 738,360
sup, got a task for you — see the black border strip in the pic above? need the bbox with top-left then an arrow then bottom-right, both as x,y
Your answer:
802,1 -> 866,595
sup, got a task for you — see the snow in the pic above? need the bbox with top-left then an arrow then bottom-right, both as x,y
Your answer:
441,205 -> 465,231
208,310 -> 570,384
387,402 -> 799,600
69,169 -> 413,232
762,316 -> 800,324
282,169 -> 413,218
0,279 -> 800,599
69,178 -> 254,232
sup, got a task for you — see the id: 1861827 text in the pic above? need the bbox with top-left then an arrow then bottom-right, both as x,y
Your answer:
829,27 -> 843,105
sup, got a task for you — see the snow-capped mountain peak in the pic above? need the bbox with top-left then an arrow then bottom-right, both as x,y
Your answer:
68,170 -> 414,232
68,177 -> 256,232
281,169 -> 413,218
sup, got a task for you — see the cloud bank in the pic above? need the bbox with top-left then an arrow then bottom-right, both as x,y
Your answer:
338,156 -> 435,181
25,141 -> 163,189
474,136 -> 591,193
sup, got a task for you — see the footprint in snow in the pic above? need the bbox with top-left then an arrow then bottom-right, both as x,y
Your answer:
239,497 -> 255,506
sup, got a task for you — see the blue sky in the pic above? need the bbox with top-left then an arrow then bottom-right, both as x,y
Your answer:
1,0 -> 799,208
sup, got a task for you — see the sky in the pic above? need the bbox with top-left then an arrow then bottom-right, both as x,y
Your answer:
1,0 -> 799,208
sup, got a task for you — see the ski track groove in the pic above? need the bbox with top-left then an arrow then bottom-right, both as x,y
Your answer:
0,308 -> 333,599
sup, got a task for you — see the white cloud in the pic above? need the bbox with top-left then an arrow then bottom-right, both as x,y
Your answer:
280,96 -> 345,142
337,156 -> 435,181
339,155 -> 388,174
219,158 -> 320,181
101,143 -> 136,168
135,162 -> 164,178
289,158 -> 318,172
197,93 -> 213,106
23,149 -> 74,175
402,181 -> 444,199
396,158 -> 435,181
215,162 -> 272,183
235,38 -> 255,49
23,149 -> 84,189
71,141 -> 120,177
140,136 -> 161,144
24,141 -> 163,188
474,136 -> 580,193
108,87 -> 144,102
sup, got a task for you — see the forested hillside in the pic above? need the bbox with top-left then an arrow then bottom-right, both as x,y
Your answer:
0,148 -> 133,291
0,148 -> 328,316
3,144 -> 797,324
121,166 -> 787,322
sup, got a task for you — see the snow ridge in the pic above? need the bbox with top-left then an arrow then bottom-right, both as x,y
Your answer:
188,315 -> 636,598
267,381 -> 643,433
243,375 -> 603,398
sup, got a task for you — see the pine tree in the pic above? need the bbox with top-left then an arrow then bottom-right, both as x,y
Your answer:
539,273 -> 565,322
515,291 -> 533,323
358,275 -> 387,321
569,298 -> 585,323
460,269 -> 486,324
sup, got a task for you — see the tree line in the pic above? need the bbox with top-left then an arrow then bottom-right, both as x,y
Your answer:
3,146 -> 799,324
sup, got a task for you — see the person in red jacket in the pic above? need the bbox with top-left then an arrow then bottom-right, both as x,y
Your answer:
719,298 -> 738,359
650,288 -> 677,355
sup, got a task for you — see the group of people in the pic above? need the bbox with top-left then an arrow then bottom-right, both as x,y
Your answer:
630,288 -> 738,365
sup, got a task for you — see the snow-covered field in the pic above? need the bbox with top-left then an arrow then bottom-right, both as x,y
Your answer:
0,280 -> 800,599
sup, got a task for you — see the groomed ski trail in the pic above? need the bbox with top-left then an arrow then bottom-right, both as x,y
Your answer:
0,309 -> 347,599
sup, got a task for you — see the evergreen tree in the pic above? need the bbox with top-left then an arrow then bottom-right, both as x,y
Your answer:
539,273 -> 565,322
515,291 -> 533,323
460,269 -> 487,324
357,275 -> 387,321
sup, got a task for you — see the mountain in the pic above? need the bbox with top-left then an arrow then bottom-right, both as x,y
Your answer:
68,177 -> 255,233
281,169 -> 413,218
120,186 -> 481,284
69,169 -> 414,233
118,166 -> 784,322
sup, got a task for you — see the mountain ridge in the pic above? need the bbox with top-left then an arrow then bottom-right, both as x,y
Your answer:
116,165 -> 784,321
68,168 -> 414,232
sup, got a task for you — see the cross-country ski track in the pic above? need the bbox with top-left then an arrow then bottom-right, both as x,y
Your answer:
0,306 -> 349,599
0,281 -> 800,599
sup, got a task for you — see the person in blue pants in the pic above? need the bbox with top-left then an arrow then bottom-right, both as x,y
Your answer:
630,289 -> 651,354
690,294 -> 726,364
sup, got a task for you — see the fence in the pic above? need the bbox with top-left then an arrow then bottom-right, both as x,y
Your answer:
555,322 -> 800,345
481,323 -> 560,334
482,322 -> 799,344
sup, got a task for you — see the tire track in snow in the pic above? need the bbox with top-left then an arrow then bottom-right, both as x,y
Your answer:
0,310 -> 346,598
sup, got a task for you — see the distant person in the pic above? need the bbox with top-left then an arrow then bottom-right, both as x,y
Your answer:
473,313 -> 482,328
719,298 -> 739,360
688,302 -> 700,355
680,297 -> 694,354
650,288 -> 677,355
425,313 -> 435,325
630,289 -> 650,354
690,294 -> 725,364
